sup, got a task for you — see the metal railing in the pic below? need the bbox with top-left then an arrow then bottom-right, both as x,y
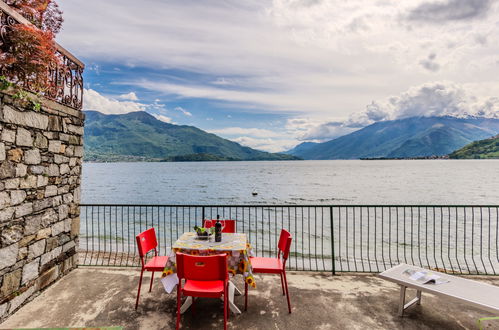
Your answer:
0,1 -> 84,110
79,204 -> 499,275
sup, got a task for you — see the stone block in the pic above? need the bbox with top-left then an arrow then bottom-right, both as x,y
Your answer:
64,145 -> 74,156
24,214 -> 43,235
71,217 -> 80,238
37,266 -> 58,290
1,128 -> 16,143
28,239 -> 46,259
48,140 -> 61,154
29,165 -> 45,175
58,234 -> 70,245
8,285 -> 35,314
63,218 -> 72,232
0,243 -> 18,270
10,190 -> 26,206
59,144 -> 66,154
4,178 -> 20,189
24,149 -> 41,165
0,225 -> 23,245
45,236 -> 58,252
0,143 -> 5,161
52,196 -> 62,207
47,164 -> 59,176
37,175 -> 49,187
45,185 -> 58,197
48,116 -> 62,131
0,269 -> 21,296
18,235 -> 35,247
18,246 -> 28,260
40,246 -> 62,266
54,154 -> 69,164
62,240 -> 75,253
68,135 -> 80,145
16,128 -> 33,147
66,124 -> 84,136
7,149 -> 23,163
15,202 -> 33,217
73,187 -> 81,204
33,132 -> 48,149
0,161 -> 16,180
19,175 -> 37,189
74,146 -> 83,157
63,193 -> 73,204
59,164 -> 70,175
41,208 -> 57,227
0,207 -> 15,223
33,198 -> 51,212
22,258 -> 39,284
58,185 -> 69,195
15,163 -> 27,177
59,133 -> 69,142
36,228 -> 51,240
69,157 -> 77,167
0,191 -> 10,209
58,204 -> 69,221
52,220 -> 65,236
2,105 -> 49,130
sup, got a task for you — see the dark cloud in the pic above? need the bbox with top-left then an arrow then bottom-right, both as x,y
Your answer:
408,0 -> 493,22
419,53 -> 440,72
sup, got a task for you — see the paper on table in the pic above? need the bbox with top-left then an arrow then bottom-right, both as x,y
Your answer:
161,273 -> 178,293
403,269 -> 449,285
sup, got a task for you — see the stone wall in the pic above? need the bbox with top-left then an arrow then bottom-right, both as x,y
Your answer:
0,90 -> 84,321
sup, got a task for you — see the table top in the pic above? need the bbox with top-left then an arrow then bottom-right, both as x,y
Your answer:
173,232 -> 248,251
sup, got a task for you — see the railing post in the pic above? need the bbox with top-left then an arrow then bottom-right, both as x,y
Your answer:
202,206 -> 205,223
330,206 -> 336,275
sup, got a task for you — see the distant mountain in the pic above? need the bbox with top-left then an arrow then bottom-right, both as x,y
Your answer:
287,116 -> 499,160
83,111 -> 299,162
285,142 -> 318,157
449,135 -> 499,159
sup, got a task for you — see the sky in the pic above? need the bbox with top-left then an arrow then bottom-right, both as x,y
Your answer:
56,0 -> 499,152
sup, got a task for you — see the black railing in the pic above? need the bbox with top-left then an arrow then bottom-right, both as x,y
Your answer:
78,204 -> 499,275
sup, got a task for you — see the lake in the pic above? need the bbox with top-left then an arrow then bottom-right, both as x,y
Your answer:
81,160 -> 499,205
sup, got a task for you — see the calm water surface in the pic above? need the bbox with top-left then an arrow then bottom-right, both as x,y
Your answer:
81,160 -> 499,205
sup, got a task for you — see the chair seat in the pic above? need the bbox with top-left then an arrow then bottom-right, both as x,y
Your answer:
182,280 -> 225,298
144,256 -> 169,271
250,257 -> 283,274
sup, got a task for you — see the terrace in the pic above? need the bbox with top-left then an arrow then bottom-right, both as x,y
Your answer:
1,267 -> 498,329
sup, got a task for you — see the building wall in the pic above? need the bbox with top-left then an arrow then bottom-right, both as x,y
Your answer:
0,90 -> 84,320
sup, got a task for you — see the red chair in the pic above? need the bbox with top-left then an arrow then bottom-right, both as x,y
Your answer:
247,229 -> 292,313
202,219 -> 236,233
176,253 -> 229,330
135,228 -> 169,310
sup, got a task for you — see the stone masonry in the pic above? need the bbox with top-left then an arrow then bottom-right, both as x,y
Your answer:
0,89 -> 84,321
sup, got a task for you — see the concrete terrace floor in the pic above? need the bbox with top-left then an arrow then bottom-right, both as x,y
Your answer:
1,268 -> 498,330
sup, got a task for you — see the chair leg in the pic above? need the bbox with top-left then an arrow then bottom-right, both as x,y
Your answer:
224,286 -> 228,330
282,271 -> 291,314
149,271 -> 155,292
176,286 -> 182,330
280,272 -> 285,295
244,282 -> 248,311
135,269 -> 144,310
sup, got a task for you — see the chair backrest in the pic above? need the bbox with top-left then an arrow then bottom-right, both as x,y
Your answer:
202,219 -> 236,233
277,229 -> 292,261
176,253 -> 228,282
136,228 -> 158,258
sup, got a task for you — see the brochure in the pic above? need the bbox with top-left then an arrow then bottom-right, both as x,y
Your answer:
403,269 -> 449,285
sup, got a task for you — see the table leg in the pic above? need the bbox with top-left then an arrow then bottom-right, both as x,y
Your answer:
398,285 -> 406,317
228,281 -> 242,314
180,296 -> 193,314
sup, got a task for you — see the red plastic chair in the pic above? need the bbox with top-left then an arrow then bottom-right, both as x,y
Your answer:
176,253 -> 229,330
135,228 -> 169,310
247,229 -> 292,313
202,219 -> 236,233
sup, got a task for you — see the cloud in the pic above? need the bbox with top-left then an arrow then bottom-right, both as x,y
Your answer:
232,136 -> 298,153
408,0 -> 493,22
419,53 -> 440,72
175,106 -> 192,117
118,92 -> 139,101
208,127 -> 282,138
152,114 -> 173,123
83,89 -> 146,114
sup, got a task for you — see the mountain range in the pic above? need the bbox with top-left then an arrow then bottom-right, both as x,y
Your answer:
83,111 -> 299,162
287,116 -> 499,160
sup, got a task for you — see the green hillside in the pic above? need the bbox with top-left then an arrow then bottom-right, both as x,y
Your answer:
449,135 -> 499,159
83,111 -> 299,162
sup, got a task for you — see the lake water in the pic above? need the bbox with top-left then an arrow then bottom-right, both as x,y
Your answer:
81,160 -> 499,205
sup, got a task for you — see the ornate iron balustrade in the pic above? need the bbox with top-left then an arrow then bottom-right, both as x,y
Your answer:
0,1 -> 84,110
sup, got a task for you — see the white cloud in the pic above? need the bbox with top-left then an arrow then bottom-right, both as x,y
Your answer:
232,136 -> 297,153
208,127 -> 282,138
152,114 -> 173,123
118,92 -> 139,101
175,106 -> 192,117
83,89 -> 146,114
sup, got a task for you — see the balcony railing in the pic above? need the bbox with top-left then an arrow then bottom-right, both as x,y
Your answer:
0,1 -> 84,110
79,204 -> 499,275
